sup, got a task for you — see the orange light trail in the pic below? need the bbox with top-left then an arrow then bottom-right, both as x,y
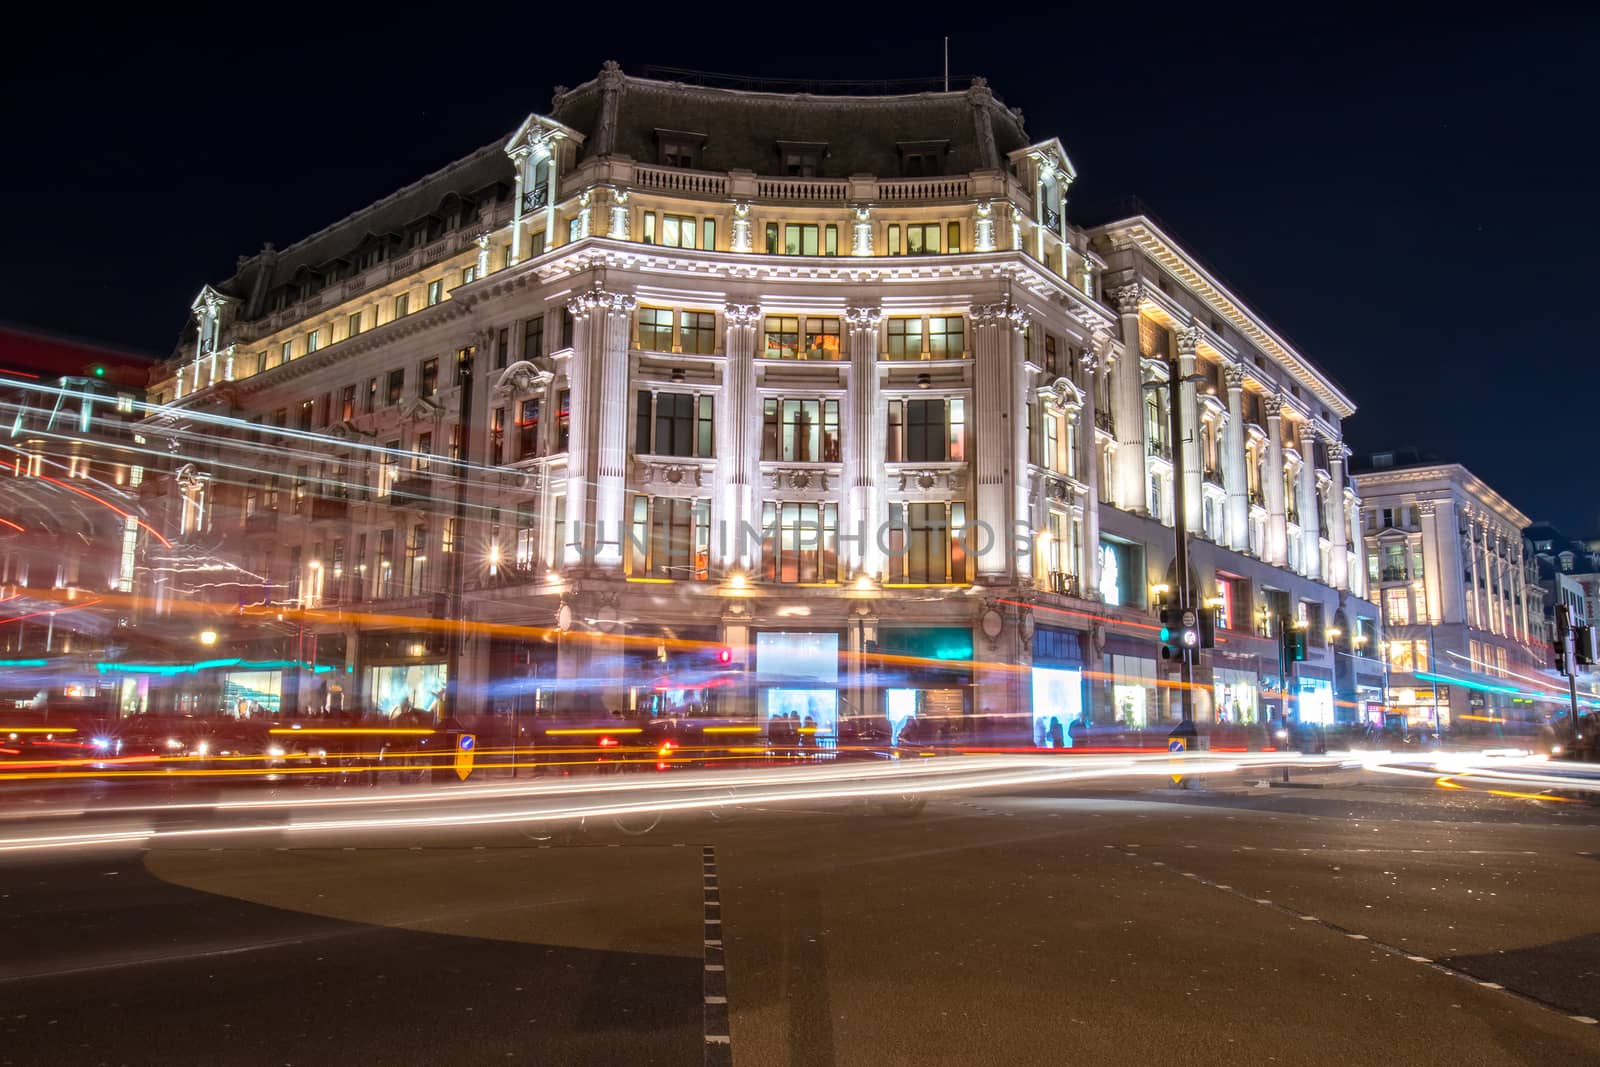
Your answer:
0,458 -> 172,548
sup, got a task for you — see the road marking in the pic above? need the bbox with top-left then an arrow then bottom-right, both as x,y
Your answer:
1108,845 -> 1593,1028
702,844 -> 732,1067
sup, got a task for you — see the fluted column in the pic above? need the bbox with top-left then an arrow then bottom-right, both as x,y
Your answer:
972,302 -> 1022,579
1175,325 -> 1203,535
1011,313 -> 1032,571
1464,515 -> 1482,627
1222,365 -> 1249,551
720,304 -> 761,570
568,287 -> 636,570
1079,338 -> 1111,595
1263,394 -> 1287,566
1481,522 -> 1497,634
1327,442 -> 1349,590
1297,427 -> 1321,580
562,292 -> 593,567
1109,284 -> 1146,513
845,306 -> 884,577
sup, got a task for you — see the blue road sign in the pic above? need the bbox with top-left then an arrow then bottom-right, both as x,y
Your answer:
1169,738 -> 1186,753
459,735 -> 475,750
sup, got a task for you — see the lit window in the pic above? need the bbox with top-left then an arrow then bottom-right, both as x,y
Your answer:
427,280 -> 443,306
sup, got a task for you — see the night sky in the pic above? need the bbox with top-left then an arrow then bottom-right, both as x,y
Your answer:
3,9 -> 1593,533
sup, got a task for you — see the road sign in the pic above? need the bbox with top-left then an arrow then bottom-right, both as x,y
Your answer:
454,733 -> 476,781
1168,736 -> 1187,784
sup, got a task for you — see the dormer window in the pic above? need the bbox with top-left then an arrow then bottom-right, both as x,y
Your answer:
897,140 -> 950,178
655,128 -> 708,169
776,141 -> 827,177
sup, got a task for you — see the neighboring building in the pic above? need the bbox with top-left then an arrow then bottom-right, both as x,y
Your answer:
134,65 -> 1378,733
1526,523 -> 1600,627
1352,449 -> 1548,728
0,327 -> 153,710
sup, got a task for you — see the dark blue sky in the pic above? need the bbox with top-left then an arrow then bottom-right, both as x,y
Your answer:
2,7 -> 1593,532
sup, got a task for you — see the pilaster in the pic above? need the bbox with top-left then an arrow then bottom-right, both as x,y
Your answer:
1222,365 -> 1249,551
1263,394 -> 1287,566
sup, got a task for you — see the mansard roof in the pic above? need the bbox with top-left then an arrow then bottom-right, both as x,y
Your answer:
550,67 -> 1031,178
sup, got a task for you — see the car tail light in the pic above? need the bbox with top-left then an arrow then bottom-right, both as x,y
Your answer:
598,736 -> 619,748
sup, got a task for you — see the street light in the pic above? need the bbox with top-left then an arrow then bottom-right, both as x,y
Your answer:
198,630 -> 218,647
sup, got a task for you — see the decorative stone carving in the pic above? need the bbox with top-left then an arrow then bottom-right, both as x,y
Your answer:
638,461 -> 706,488
844,306 -> 883,328
567,286 -> 635,318
723,303 -> 762,327
1109,283 -> 1141,315
1176,324 -> 1201,356
970,302 -> 1027,328
494,360 -> 553,396
1224,365 -> 1245,391
1263,393 -> 1284,418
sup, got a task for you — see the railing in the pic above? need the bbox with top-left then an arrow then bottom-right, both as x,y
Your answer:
1042,205 -> 1062,234
878,177 -> 970,201
389,473 -> 438,508
755,176 -> 849,202
1146,439 -> 1172,460
1094,410 -> 1115,434
633,164 -> 728,197
1202,466 -> 1222,486
1047,571 -> 1080,598
1381,566 -> 1408,582
388,252 -> 417,278
420,237 -> 452,265
523,185 -> 549,212
1248,489 -> 1265,506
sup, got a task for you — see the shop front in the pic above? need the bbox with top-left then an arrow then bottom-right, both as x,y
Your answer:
1103,646 -> 1160,730
222,669 -> 283,717
1293,675 -> 1335,725
755,631 -> 841,743
1212,667 -> 1261,726
1030,625 -> 1085,747
876,626 -> 974,744
622,624 -> 727,718
359,632 -> 448,721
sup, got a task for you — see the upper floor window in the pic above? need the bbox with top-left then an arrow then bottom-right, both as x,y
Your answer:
306,330 -> 321,354
777,142 -> 826,176
387,369 -> 404,405
636,390 -> 713,458
629,496 -> 710,581
888,223 -> 947,256
680,311 -> 717,355
490,407 -> 505,465
517,399 -> 540,459
419,357 -> 439,396
885,315 -> 965,360
638,307 -> 675,352
340,385 -> 356,422
557,390 -> 571,451
655,129 -> 706,169
348,311 -> 363,338
764,222 -> 840,257
394,293 -> 410,319
426,280 -> 443,306
887,398 -> 966,463
298,400 -> 314,432
280,341 -> 293,364
762,398 -> 841,463
760,501 -> 840,584
461,265 -> 477,285
885,501 -> 969,584
642,213 -> 704,249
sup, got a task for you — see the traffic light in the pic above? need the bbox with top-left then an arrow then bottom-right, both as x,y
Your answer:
1282,624 -> 1307,663
89,364 -> 106,378
1575,625 -> 1598,667
1553,639 -> 1569,675
1199,605 -> 1218,650
716,646 -> 734,667
1159,605 -> 1199,661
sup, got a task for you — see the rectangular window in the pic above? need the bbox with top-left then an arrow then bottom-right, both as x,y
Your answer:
927,315 -> 964,358
679,311 -> 716,355
412,432 -> 432,472
638,390 -> 710,458
419,357 -> 439,396
513,500 -> 538,568
556,390 -> 571,451
394,293 -> 410,319
946,221 -> 961,254
442,518 -> 457,554
888,224 -> 901,255
638,307 -> 674,352
803,317 -> 841,360
517,399 -> 540,459
490,407 -> 505,465
886,317 -> 922,359
405,523 -> 427,596
782,223 -> 819,256
885,502 -> 965,583
256,351 -> 269,375
340,385 -> 356,422
523,315 -> 544,360
375,529 -> 394,599
378,441 -> 399,498
701,218 -> 716,251
387,369 -> 404,405
760,501 -> 839,584
765,222 -> 781,255
824,224 -> 839,256
762,398 -> 841,462
560,308 -> 574,349
298,400 -> 314,433
495,327 -> 509,370
1384,587 -> 1411,626
365,377 -> 378,413
904,223 -> 940,255
427,280 -> 443,306
348,311 -> 362,338
306,330 -> 320,354
629,497 -> 711,580
659,213 -> 697,249
280,341 -> 293,364
461,266 -> 476,286
763,316 -> 800,359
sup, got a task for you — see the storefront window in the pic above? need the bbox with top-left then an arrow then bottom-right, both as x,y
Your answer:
1030,666 -> 1083,747
1109,654 -> 1158,728
1295,677 -> 1334,724
1212,667 -> 1259,725
368,663 -> 447,719
222,670 -> 282,717
756,632 -> 839,742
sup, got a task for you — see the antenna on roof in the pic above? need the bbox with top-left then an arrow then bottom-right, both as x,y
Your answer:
943,37 -> 950,92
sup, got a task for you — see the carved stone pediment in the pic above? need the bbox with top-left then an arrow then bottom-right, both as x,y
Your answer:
893,466 -> 966,493
398,396 -> 444,423
636,460 -> 706,488
494,360 -> 554,397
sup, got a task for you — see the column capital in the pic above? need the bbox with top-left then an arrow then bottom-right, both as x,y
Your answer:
1223,364 -> 1246,391
1417,500 -> 1437,517
1109,283 -> 1141,316
1296,423 -> 1318,447
971,302 -> 1026,328
568,287 -> 636,318
1326,441 -> 1351,463
723,302 -> 762,327
1175,323 -> 1201,357
843,305 -> 883,328
1263,393 -> 1285,418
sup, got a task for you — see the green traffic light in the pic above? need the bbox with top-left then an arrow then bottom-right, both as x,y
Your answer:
92,365 -> 106,377
1159,626 -> 1171,642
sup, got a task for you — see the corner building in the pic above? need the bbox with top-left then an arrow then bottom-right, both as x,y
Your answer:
140,65 -> 1380,734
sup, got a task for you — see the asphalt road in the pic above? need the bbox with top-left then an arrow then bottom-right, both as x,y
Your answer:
2,766 -> 1598,1066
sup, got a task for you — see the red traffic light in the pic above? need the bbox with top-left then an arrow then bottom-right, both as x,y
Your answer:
716,647 -> 734,666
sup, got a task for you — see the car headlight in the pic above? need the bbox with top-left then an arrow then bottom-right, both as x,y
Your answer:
194,741 -> 210,757
91,737 -> 111,750
267,745 -> 285,758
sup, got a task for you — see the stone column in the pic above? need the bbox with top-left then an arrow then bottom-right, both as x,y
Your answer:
508,152 -> 527,265
1465,518 -> 1482,628
720,303 -> 761,570
607,187 -> 630,240
1175,325 -> 1203,536
1482,523 -> 1498,634
1079,340 -> 1108,595
573,287 -> 635,570
844,306 -> 884,577
1326,442 -> 1349,590
1011,313 -> 1032,574
1296,427 -> 1321,580
1263,394 -> 1287,566
971,303 -> 1021,580
1223,365 -> 1249,552
1109,284 -> 1146,513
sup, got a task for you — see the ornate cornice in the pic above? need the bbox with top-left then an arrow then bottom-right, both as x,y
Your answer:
494,360 -> 553,397
971,302 -> 1026,328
